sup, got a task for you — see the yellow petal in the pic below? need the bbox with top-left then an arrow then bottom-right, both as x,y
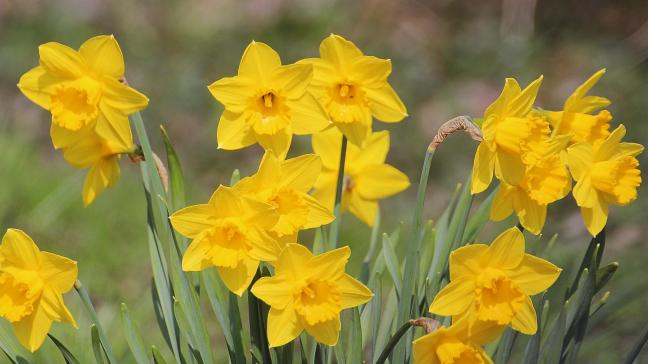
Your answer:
1,229 -> 41,270
242,197 -> 279,229
516,195 -> 546,235
508,75 -> 543,117
490,185 -> 514,221
564,69 -> 608,113
429,276 -> 475,316
567,142 -> 593,181
13,301 -> 52,352
40,288 -> 77,327
96,105 -> 134,151
181,238 -> 213,272
495,149 -> 525,186
238,41 -> 281,84
289,93 -> 330,135
449,244 -> 488,281
79,35 -> 124,78
485,227 -> 525,269
302,194 -> 335,229
312,127 -> 343,169
272,63 -> 312,99
614,142 -> 644,159
217,110 -> 257,150
217,257 -> 259,296
510,296 -> 537,335
207,76 -> 253,114
274,243 -> 314,279
347,192 -> 378,227
256,127 -> 292,160
100,77 -> 149,114
484,78 -> 522,118
354,164 -> 410,200
572,178 -> 597,208
507,255 -> 561,296
245,228 -> 283,262
466,319 -> 506,346
17,66 -> 64,110
471,142 -> 495,194
365,83 -> 407,122
581,199 -> 608,237
38,42 -> 84,78
170,204 -> 215,238
267,305 -> 303,348
338,274 -> 373,309
250,277 -> 293,309
208,186 -> 243,217
350,56 -> 391,87
312,171 -> 337,212
303,316 -> 341,346
319,34 -> 363,74
40,252 -> 78,293
334,119 -> 371,147
280,154 -> 322,191
412,330 -> 443,364
350,130 -> 390,167
82,158 -> 120,207
310,246 -> 351,281
596,124 -> 626,161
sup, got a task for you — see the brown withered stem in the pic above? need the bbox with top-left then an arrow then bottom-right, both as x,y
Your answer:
409,317 -> 441,334
428,115 -> 483,151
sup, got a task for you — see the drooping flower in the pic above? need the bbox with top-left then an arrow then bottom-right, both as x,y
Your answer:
567,124 -> 643,236
298,34 -> 407,146
546,69 -> 612,145
311,128 -> 410,226
471,76 -> 547,194
208,41 -> 330,158
232,153 -> 334,242
169,186 -> 282,295
0,229 -> 78,352
490,138 -> 572,235
413,316 -> 501,364
429,227 -> 561,335
250,243 -> 372,347
17,35 -> 148,142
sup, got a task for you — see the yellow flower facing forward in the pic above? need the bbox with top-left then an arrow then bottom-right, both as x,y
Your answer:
567,124 -> 643,236
546,69 -> 612,145
170,186 -> 282,295
471,76 -> 547,194
298,34 -> 407,146
430,227 -> 561,335
311,128 -> 410,226
233,153 -> 334,240
0,229 -> 78,352
413,317 -> 501,364
18,35 -> 148,142
251,243 -> 372,347
490,138 -> 572,235
208,41 -> 330,158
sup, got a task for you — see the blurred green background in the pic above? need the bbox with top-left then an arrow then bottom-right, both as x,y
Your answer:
1,0 -> 647,362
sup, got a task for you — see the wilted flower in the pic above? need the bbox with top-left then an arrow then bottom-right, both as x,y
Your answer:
298,34 -> 407,146
251,243 -> 372,347
311,128 -> 410,226
0,229 -> 78,352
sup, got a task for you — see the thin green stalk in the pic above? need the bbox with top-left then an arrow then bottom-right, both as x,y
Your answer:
74,280 -> 118,363
328,135 -> 348,249
375,321 -> 413,364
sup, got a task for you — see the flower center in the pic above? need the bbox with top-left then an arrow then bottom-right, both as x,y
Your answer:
522,155 -> 570,205
202,220 -> 252,268
0,272 -> 42,323
50,77 -> 102,130
590,156 -> 641,205
474,268 -> 525,325
250,91 -> 290,135
436,338 -> 486,364
269,189 -> 309,236
294,278 -> 341,325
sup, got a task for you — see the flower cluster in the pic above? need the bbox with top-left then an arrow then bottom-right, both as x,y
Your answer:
471,70 -> 643,236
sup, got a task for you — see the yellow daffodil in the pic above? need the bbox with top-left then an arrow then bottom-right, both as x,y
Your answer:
251,243 -> 372,347
413,317 -> 501,364
546,69 -> 611,145
170,186 -> 282,295
232,153 -> 334,241
311,128 -> 410,226
17,35 -> 148,143
567,124 -> 643,236
0,229 -> 78,352
471,76 -> 546,194
208,41 -> 330,158
430,227 -> 561,335
490,138 -> 572,235
298,34 -> 407,146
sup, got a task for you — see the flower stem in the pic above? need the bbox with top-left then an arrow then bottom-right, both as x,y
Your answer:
74,280 -> 118,363
375,321 -> 413,364
328,135 -> 348,249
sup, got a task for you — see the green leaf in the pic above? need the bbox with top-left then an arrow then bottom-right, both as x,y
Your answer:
494,328 -> 517,364
152,345 -> 169,364
542,300 -> 567,364
0,320 -> 32,363
595,262 -> 618,294
75,281 -> 118,364
373,287 -> 398,361
522,297 -> 546,364
623,323 -> 648,364
463,184 -> 498,243
120,303 -> 150,364
47,334 -> 80,364
382,233 -> 401,298
360,212 -> 382,284
230,169 -> 241,186
160,125 -> 186,213
249,268 -> 272,364
345,308 -> 362,363
91,325 -> 108,364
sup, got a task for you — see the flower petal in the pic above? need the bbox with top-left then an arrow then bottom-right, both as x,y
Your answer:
338,274 -> 373,309
354,164 -> 410,200
510,296 -> 537,335
508,75 -> 543,117
217,110 -> 257,150
238,41 -> 281,84
485,78 -> 522,119
38,42 -> 85,78
413,328 -> 445,364
351,56 -> 391,87
319,34 -> 362,74
449,244 -> 488,281
495,150 -> 525,186
485,227 -> 525,269
507,255 -> 561,296
181,237 -> 213,272
302,194 -> 335,229
428,276 -> 476,316
40,251 -> 78,293
312,127 -> 343,169
170,204 -> 215,238
82,159 -> 120,207
347,191 -> 378,227
350,130 -> 390,167
471,142 -> 495,194
596,124 -> 626,161
256,127 -> 292,159
567,142 -> 593,181
280,154 -> 322,191
334,119 -> 371,147
40,288 -> 76,327
207,76 -> 253,114
581,199 -> 608,237
310,246 -> 351,281
572,178 -> 597,208
365,83 -> 407,122
13,301 -> 52,352
217,257 -> 258,296
289,93 -> 330,135
17,66 -> 64,110
267,305 -> 303,348
274,243 -> 314,279
516,195 -> 546,235
272,63 -> 312,99
79,35 -> 124,78
100,77 -> 149,114
564,69 -> 608,113
304,316 -> 341,346
251,276 -> 293,309
0,229 -> 41,270
97,104 -> 134,151
490,185 -> 514,221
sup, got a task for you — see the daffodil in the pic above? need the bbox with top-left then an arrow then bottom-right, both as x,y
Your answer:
0,229 -> 78,352
546,69 -> 612,145
413,317 -> 501,364
471,76 -> 547,194
298,34 -> 407,146
17,35 -> 148,142
169,186 -> 281,295
490,139 -> 572,234
232,153 -> 334,241
208,41 -> 330,158
250,243 -> 372,347
311,128 -> 410,226
567,124 -> 643,236
430,227 -> 561,335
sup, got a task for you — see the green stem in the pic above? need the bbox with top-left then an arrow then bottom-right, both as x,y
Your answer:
328,135 -> 348,249
375,321 -> 413,364
74,280 -> 118,363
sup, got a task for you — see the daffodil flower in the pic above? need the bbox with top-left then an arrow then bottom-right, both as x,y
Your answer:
298,34 -> 407,146
208,41 -> 330,158
170,186 -> 282,295
546,69 -> 612,145
0,229 -> 78,352
233,153 -> 334,242
250,243 -> 372,347
311,128 -> 410,226
430,227 -> 561,335
471,76 -> 546,193
17,35 -> 149,143
567,124 -> 643,236
413,316 -> 501,364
